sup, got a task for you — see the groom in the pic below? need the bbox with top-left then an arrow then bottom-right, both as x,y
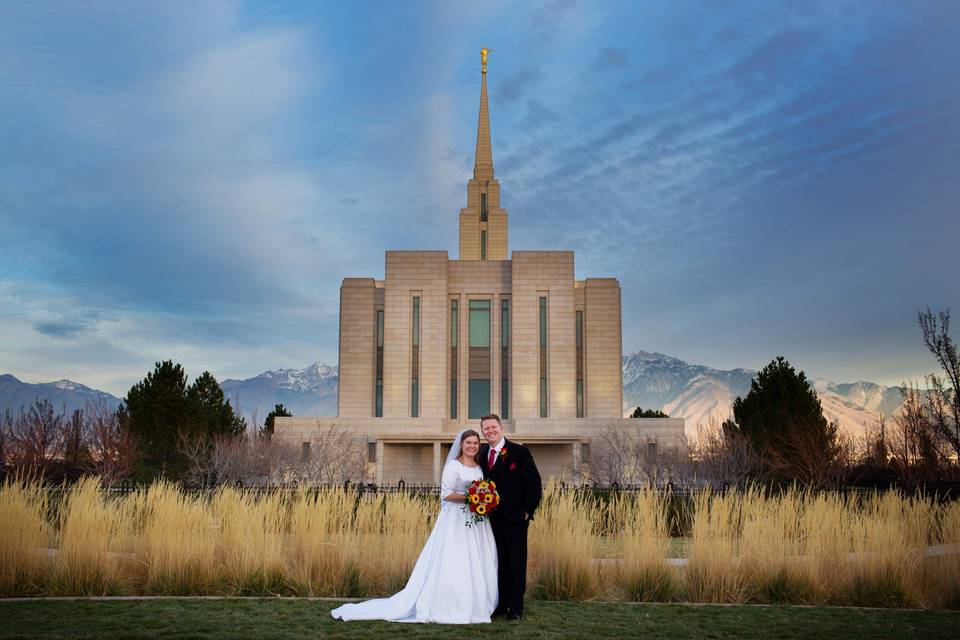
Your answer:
478,413 -> 542,621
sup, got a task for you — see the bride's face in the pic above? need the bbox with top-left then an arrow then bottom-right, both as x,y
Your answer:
461,435 -> 480,458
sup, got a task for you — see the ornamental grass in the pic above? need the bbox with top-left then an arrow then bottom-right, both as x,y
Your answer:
0,478 -> 958,608
607,487 -> 676,601
684,488 -> 751,603
47,477 -> 133,596
134,480 -> 220,594
529,482 -> 599,600
211,486 -> 288,595
0,479 -> 50,596
285,487 -> 364,597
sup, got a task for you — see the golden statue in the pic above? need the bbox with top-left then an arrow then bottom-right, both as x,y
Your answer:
481,47 -> 491,74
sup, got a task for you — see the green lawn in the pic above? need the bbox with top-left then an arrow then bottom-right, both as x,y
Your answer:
0,599 -> 957,639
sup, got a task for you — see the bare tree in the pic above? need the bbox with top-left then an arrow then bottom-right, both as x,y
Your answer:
85,402 -> 137,487
761,415 -> 847,488
586,424 -> 642,485
287,425 -> 368,485
179,423 -> 368,488
60,408 -> 90,472
208,433 -> 283,486
690,420 -> 758,489
178,432 -> 217,488
861,416 -> 890,468
0,408 -> 9,479
919,308 -> 960,459
642,436 -> 697,486
586,425 -> 694,487
5,399 -> 63,478
889,382 -> 947,485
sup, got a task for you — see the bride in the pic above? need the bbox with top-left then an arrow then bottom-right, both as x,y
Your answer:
331,429 -> 499,624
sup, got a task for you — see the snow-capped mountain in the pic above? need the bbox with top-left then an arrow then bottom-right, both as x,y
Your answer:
622,351 -> 754,415
0,373 -> 122,414
621,352 -> 906,441
1,354 -> 907,440
221,362 -> 338,421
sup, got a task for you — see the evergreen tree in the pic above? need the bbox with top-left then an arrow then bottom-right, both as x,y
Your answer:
119,360 -> 191,473
188,371 -> 245,439
120,361 -> 244,477
630,406 -> 669,418
263,404 -> 292,436
727,356 -> 841,484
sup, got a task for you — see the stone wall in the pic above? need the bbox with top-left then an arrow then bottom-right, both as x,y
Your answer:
383,251 -> 449,419
511,251 -> 576,419
583,278 -> 623,418
337,278 -> 376,417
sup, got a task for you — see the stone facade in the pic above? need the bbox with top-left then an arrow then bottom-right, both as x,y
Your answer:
275,59 -> 684,484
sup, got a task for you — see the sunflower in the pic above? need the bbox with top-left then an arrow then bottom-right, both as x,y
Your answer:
484,494 -> 493,503
470,494 -> 480,504
476,505 -> 487,516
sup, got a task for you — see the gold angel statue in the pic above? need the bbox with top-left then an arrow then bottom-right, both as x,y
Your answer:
481,47 -> 491,74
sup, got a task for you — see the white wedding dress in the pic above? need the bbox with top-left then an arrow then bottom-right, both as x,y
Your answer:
330,459 -> 499,624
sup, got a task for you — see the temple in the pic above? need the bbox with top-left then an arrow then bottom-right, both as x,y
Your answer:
275,52 -> 684,484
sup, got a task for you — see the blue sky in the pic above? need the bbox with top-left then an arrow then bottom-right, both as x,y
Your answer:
1,0 -> 957,396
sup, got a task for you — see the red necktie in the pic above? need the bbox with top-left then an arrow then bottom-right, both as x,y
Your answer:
488,448 -> 497,468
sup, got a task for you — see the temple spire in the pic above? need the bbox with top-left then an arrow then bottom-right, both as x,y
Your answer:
473,48 -> 494,181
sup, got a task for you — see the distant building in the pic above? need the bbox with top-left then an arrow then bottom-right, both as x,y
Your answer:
275,54 -> 684,484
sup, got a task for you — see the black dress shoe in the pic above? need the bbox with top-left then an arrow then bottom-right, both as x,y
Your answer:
506,613 -> 522,622
491,606 -> 507,618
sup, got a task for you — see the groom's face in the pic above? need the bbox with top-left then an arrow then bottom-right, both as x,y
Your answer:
481,418 -> 503,445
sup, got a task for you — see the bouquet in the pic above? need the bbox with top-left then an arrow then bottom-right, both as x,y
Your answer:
463,479 -> 500,527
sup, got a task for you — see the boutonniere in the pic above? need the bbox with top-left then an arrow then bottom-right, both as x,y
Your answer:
509,462 -> 517,471
499,447 -> 509,458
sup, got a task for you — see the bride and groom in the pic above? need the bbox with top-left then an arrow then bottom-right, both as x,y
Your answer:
331,414 -> 543,624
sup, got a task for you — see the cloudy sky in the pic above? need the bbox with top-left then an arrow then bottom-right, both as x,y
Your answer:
1,0 -> 957,396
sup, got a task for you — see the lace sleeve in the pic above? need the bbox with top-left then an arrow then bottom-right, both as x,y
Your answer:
439,460 -> 459,501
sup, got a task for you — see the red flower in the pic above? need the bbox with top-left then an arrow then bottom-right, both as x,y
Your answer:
510,462 -> 517,470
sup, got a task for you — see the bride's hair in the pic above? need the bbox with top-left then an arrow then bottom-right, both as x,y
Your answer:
458,429 -> 481,458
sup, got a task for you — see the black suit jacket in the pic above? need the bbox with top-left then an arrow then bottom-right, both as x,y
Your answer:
480,438 -> 542,523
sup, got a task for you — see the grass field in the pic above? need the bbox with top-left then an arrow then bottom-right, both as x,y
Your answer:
4,479 -> 959,607
0,598 -> 958,640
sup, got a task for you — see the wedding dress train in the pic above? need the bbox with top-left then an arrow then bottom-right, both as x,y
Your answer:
330,459 -> 498,624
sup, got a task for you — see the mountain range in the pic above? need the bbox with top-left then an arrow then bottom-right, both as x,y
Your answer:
620,351 -> 904,440
220,362 -> 338,421
0,373 -> 122,415
1,353 -> 906,440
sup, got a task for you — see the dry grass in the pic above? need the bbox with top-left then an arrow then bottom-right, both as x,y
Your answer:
607,487 -> 675,601
0,478 -> 958,608
529,482 -> 599,600
933,500 -> 960,609
211,486 -> 288,594
48,477 -> 132,596
839,492 -> 930,607
286,487 -> 364,597
134,481 -> 220,594
684,489 -> 751,603
0,479 -> 50,595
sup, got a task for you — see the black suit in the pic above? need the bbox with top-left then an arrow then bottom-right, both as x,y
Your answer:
480,438 -> 542,617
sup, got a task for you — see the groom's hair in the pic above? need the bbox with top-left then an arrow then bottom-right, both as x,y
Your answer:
479,413 -> 501,426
